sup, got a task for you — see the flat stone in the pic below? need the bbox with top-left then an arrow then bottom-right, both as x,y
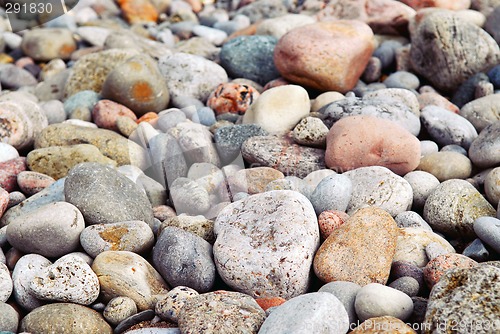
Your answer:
114,310 -> 156,334
314,207 -> 398,286
214,190 -> 319,299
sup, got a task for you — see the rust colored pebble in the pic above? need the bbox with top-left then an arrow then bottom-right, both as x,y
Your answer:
423,253 -> 477,288
318,210 -> 349,240
0,157 -> 27,192
92,99 -> 138,131
17,171 -> 56,196
255,297 -> 286,311
136,112 -> 159,125
116,0 -> 158,23
207,83 -> 260,116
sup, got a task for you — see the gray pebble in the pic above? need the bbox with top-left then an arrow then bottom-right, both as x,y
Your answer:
0,64 -> 37,89
355,283 -> 414,322
420,140 -> 439,157
103,296 -> 138,326
169,177 -> 211,215
157,109 -> 187,132
462,238 -> 490,262
395,211 -> 433,231
39,100 -> 66,124
310,173 -> 352,215
318,281 -> 361,325
460,94 -> 500,132
383,70 -> 420,90
474,216 -> 500,254
469,121 -> 500,168
403,171 -> 440,210
388,277 -> 420,297
440,144 -> 468,155
214,124 -> 268,164
0,302 -> 19,333
12,254 -> 51,311
362,56 -> 382,83
425,242 -> 451,261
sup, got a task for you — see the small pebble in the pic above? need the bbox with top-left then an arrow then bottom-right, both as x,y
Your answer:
317,210 -> 349,240
473,216 -> 500,254
155,286 -> 199,322
16,171 -> 56,196
383,70 -> 420,90
355,283 -> 414,322
423,253 -> 478,288
318,281 -> 361,325
388,277 -> 420,297
462,238 -> 490,262
395,211 -> 432,231
484,167 -> 500,205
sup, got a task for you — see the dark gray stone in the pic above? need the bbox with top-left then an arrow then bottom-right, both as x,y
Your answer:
114,310 -> 155,334
318,281 -> 361,325
214,124 -> 268,164
462,238 -> 490,262
452,73 -> 490,108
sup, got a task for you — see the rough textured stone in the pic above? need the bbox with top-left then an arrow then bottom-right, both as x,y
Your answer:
214,190 -> 319,299
314,207 -> 398,286
0,302 -> 19,333
155,286 -> 199,322
103,296 -> 138,326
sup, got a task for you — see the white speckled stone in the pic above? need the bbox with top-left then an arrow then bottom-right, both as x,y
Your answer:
0,262 -> 12,302
0,143 -> 19,163
344,166 -> 413,217
155,286 -> 199,323
213,190 -> 319,299
103,296 -> 138,326
30,254 -> 100,305
12,254 -> 52,311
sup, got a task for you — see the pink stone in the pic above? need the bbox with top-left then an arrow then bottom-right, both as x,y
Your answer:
0,187 -> 8,218
423,253 -> 477,288
207,83 -> 260,116
417,92 -> 460,113
318,210 -> 350,239
17,171 -> 56,196
274,20 -> 375,93
399,0 -> 471,10
317,0 -> 416,35
92,99 -> 138,131
0,157 -> 27,192
325,115 -> 421,176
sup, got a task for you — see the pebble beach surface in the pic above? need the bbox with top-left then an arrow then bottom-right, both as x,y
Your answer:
0,0 -> 500,333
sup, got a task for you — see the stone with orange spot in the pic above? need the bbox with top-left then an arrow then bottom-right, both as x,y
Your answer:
101,54 -> 169,116
255,296 -> 286,311
116,0 -> 159,24
207,83 -> 260,116
136,112 -> 159,125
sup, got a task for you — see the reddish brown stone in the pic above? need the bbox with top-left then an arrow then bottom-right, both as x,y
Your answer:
255,297 -> 286,311
92,99 -> 138,131
207,83 -> 260,116
0,157 -> 27,192
17,171 -> 55,197
116,0 -> 158,23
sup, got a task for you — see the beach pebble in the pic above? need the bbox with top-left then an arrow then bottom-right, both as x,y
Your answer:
468,120 -> 500,168
242,85 -> 310,134
153,226 -> 215,292
0,302 -> 19,333
310,174 -> 352,214
318,281 -> 361,325
176,122 -> 221,167
395,211 -> 433,231
158,52 -> 228,105
21,28 -> 77,61
227,167 -> 284,195
390,261 -> 425,289
258,292 -> 349,334
0,64 -> 37,89
401,0 -> 471,10
11,254 -> 51,311
484,167 -> 500,205
91,251 -> 169,311
39,100 -> 66,124
80,220 -> 155,258
460,94 -> 500,133
103,296 -> 138,326
451,72 -> 490,108
160,215 -> 214,244
410,10 -> 500,92
394,228 -> 455,267
6,202 -> 84,258
420,106 -> 478,149
441,144 -> 468,155
418,91 -> 460,113
362,56 -> 382,83
169,177 -> 211,215
30,254 -> 100,305
417,151 -> 473,182
423,265 -> 500,333
192,25 -> 227,45
344,166 -> 413,217
214,124 -> 268,164
63,90 -> 100,117
255,14 -> 316,39
355,283 -> 414,322
488,64 -> 500,88
363,88 -> 421,116
92,99 -> 137,131
155,286 -> 198,322
0,157 -> 26,192
20,303 -> 112,334
214,190 -> 319,299
311,91 -> 345,113
113,309 -> 156,334
0,188 -> 7,218
314,207 -> 398,286
420,140 -> 439,157
241,136 -> 326,178
178,290 -> 266,334
292,116 -> 329,147
462,238 -> 490,262
424,179 -> 496,238
423,253 -> 477,288
0,101 -> 35,150
219,35 -> 280,86
317,210 -> 350,240
0,262 -> 12,302
474,216 -> 500,254
207,83 -> 260,116
16,171 -> 55,196
403,171 -> 440,210
351,316 -> 417,334
326,115 -> 420,176
274,20 -> 375,93
64,162 -> 154,227
389,276 -> 420,297
383,70 -> 420,90
101,54 -> 170,116
0,143 -> 18,164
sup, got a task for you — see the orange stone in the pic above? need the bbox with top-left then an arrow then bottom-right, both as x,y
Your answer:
136,112 -> 158,124
255,297 -> 286,311
207,83 -> 260,116
274,20 -> 375,93
117,0 -> 159,24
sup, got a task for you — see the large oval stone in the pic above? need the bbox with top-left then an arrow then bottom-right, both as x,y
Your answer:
213,190 -> 319,299
274,20 -> 375,93
314,207 -> 398,286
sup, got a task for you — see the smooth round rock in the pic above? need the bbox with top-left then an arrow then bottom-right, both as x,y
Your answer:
310,173 -> 352,214
21,28 -> 77,61
325,115 -> 421,176
314,206 -> 398,286
12,254 -> 51,311
16,171 -> 55,196
318,281 -> 362,325
460,94 -> 500,132
255,13 -> 316,39
388,276 -> 420,297
317,210 -> 350,240
0,101 -> 35,150
30,254 -> 100,305
469,121 -> 500,168
101,54 -> 170,116
403,170 -> 441,210
177,291 -> 266,334
484,167 -> 500,205
344,166 -> 414,217
355,283 -> 414,322
0,143 -> 19,163
0,263 -> 12,302
159,215 -> 214,244
242,84 -> 310,134
0,302 -> 19,333
153,226 -> 215,293
6,202 -> 84,258
20,303 -> 112,334
155,286 -> 199,322
384,70 -> 420,90
92,99 -> 137,131
80,220 -> 155,258
214,124 -> 268,164
474,216 -> 500,254
417,151 -> 472,182
274,20 -> 375,93
395,211 -> 432,231
259,292 -> 349,333
219,35 -> 280,86
213,190 -> 319,299
103,296 -> 138,326
423,179 -> 496,238
169,177 -> 210,216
